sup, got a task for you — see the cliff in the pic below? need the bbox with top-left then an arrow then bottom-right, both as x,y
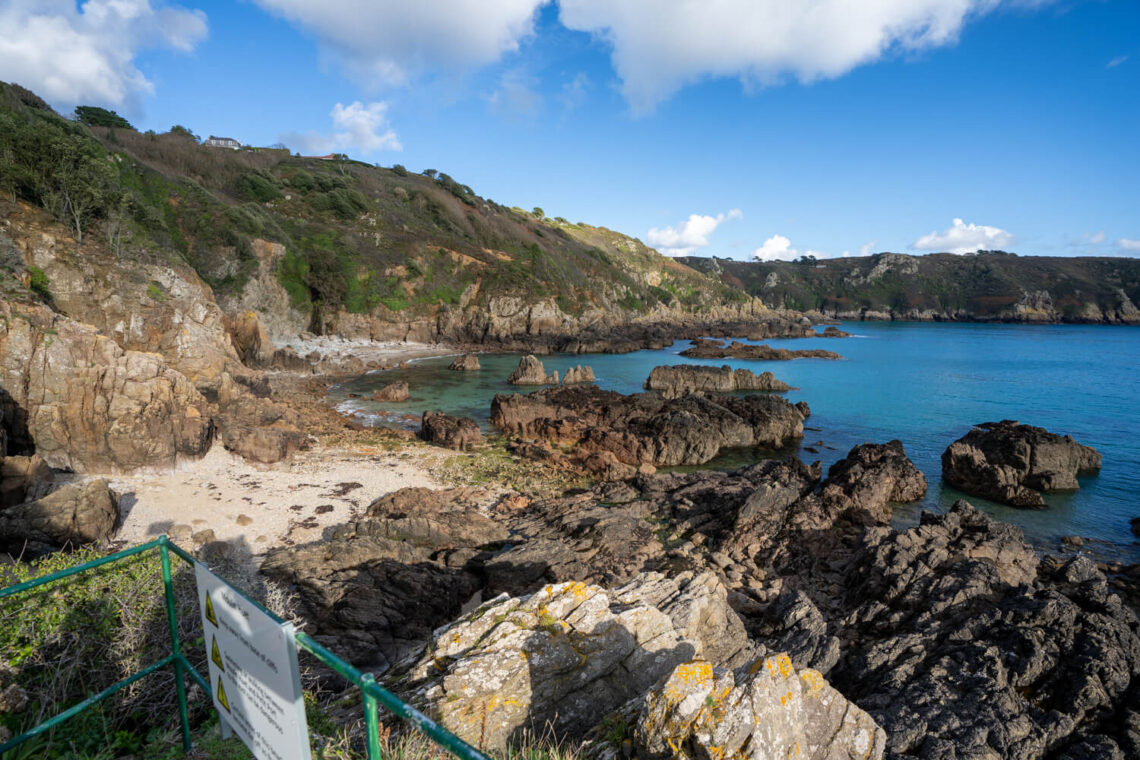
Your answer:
682,251 -> 1140,324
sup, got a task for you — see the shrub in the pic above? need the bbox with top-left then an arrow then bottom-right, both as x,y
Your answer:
234,170 -> 282,203
26,265 -> 50,299
75,106 -> 133,130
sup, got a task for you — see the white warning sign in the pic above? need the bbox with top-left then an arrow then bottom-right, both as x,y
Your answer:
195,562 -> 312,760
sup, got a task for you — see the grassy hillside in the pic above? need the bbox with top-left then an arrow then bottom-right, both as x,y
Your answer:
0,81 -> 747,332
681,251 -> 1140,323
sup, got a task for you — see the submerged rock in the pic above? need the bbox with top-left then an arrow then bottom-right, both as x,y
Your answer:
448,354 -> 481,371
941,420 -> 1102,507
507,354 -> 559,385
643,364 -> 791,399
419,411 -> 482,451
680,338 -> 842,361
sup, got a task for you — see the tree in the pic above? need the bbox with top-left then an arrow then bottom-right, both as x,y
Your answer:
391,163 -> 408,177
168,125 -> 198,141
422,169 -> 438,179
75,106 -> 133,130
532,207 -> 545,219
38,132 -> 117,244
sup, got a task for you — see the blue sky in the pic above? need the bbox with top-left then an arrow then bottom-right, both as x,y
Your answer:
1,0 -> 1137,260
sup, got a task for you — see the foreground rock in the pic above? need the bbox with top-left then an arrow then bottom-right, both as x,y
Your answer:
419,411 -> 482,451
680,338 -> 842,361
633,657 -> 885,760
0,301 -> 213,472
400,572 -> 761,752
644,364 -> 791,399
448,354 -> 481,371
372,381 -> 410,402
941,420 -> 1102,507
0,479 -> 119,551
491,384 -> 807,466
507,355 -> 559,385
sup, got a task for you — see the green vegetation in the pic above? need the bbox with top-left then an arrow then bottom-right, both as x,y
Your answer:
26,265 -> 49,299
74,106 -> 133,130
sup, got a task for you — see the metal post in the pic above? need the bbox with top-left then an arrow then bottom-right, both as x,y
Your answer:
361,673 -> 382,760
160,538 -> 193,753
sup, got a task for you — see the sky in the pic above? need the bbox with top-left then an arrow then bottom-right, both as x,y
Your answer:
1,0 -> 1137,261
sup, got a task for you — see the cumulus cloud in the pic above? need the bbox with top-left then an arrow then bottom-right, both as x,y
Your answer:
282,101 -> 401,156
646,209 -> 742,256
1118,238 -> 1140,252
859,240 -> 878,257
912,218 -> 1015,254
252,0 -> 544,86
558,0 -> 1039,112
752,234 -> 823,262
0,0 -> 207,109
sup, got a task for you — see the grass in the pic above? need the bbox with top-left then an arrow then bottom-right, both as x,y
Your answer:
434,438 -> 589,495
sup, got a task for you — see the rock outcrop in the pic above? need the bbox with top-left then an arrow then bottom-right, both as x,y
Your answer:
372,381 -> 410,402
680,338 -> 842,361
448,354 -> 481,371
560,365 -> 595,384
419,411 -> 482,451
0,454 -> 53,507
400,572 -> 760,752
644,364 -> 791,399
0,479 -> 119,550
941,420 -> 1102,507
0,301 -> 213,473
491,385 -> 807,467
507,355 -> 559,385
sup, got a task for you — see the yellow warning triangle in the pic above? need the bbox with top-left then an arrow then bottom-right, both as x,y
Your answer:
205,591 -> 218,627
211,636 -> 225,672
216,675 -> 230,713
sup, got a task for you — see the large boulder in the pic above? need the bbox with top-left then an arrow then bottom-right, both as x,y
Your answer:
817,439 -> 927,523
644,364 -> 791,398
507,355 -> 558,385
0,454 -> 53,507
419,411 -> 482,451
400,572 -> 759,753
0,301 -> 213,473
633,656 -> 885,760
941,420 -> 1102,507
372,381 -> 410,402
448,354 -> 481,371
0,479 -> 119,550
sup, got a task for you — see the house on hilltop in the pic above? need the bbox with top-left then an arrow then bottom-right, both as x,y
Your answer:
204,135 -> 241,149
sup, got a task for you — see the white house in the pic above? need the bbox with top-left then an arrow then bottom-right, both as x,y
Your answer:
204,135 -> 241,150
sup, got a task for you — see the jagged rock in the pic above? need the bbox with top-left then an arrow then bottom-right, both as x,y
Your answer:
419,411 -> 482,451
561,364 -> 595,384
0,479 -> 118,549
580,450 -> 637,481
400,572 -> 759,753
0,301 -> 213,473
214,372 -> 305,464
507,355 -> 559,385
644,364 -> 791,399
490,385 -> 806,467
942,420 -> 1102,507
632,655 -> 885,760
448,354 -> 481,371
226,310 -> 275,367
372,381 -> 410,402
0,454 -> 53,506
680,338 -> 842,361
818,440 -> 927,523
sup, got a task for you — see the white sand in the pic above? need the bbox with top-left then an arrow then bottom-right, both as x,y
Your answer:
108,442 -> 441,561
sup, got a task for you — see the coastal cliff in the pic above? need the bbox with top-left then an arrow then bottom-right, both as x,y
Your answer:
682,251 -> 1140,324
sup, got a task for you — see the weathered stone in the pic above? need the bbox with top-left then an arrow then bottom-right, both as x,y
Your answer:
644,364 -> 791,399
942,420 -> 1102,507
561,365 -> 595,384
680,338 -> 842,361
0,454 -> 53,506
372,381 -> 410,402
419,411 -> 483,451
0,479 -> 118,549
448,354 -> 481,371
507,355 -> 559,385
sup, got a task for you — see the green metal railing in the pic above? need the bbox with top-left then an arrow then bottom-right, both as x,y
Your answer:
0,536 -> 490,760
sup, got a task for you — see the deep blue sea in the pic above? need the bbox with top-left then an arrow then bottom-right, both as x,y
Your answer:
330,322 -> 1140,560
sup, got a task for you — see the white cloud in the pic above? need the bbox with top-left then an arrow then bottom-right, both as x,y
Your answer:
752,234 -> 823,262
282,101 -> 401,156
647,209 -> 742,256
1118,238 -> 1140,252
252,0 -> 544,86
488,68 -> 543,116
0,0 -> 207,110
859,240 -> 878,257
558,0 -> 1042,113
912,218 -> 1015,254
1086,231 -> 1106,244
1107,55 -> 1129,69
558,72 -> 591,111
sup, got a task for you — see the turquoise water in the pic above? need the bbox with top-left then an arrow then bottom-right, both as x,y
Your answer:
330,323 -> 1140,558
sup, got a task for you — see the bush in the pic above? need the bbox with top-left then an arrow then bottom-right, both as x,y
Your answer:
27,265 -> 50,299
75,106 -> 133,130
234,170 -> 282,203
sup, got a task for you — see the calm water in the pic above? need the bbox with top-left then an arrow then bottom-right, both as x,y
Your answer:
331,322 -> 1140,559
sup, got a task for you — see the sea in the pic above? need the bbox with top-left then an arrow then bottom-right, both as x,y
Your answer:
330,322 -> 1140,561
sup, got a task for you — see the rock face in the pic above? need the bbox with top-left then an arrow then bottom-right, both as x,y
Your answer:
507,354 -> 559,385
680,338 -> 842,361
644,364 -> 791,399
634,656 -> 885,760
419,411 -> 482,451
448,354 -> 481,371
490,385 -> 807,467
560,364 -> 595,384
0,479 -> 119,550
372,381 -> 410,402
0,301 -> 213,473
0,454 -> 53,507
941,420 -> 1102,507
401,572 -> 760,752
